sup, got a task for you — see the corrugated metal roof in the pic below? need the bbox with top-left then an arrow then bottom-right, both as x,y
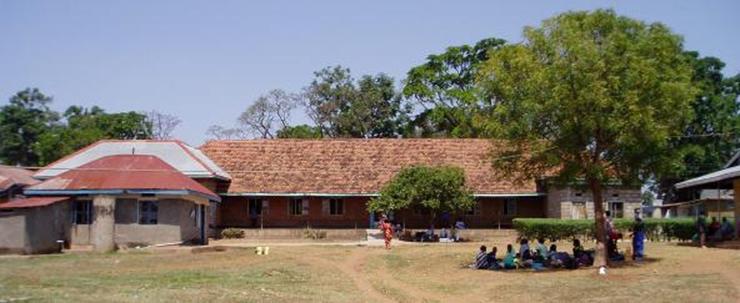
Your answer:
26,155 -> 220,202
34,140 -> 231,180
0,196 -> 68,209
675,165 -> 740,189
0,165 -> 39,192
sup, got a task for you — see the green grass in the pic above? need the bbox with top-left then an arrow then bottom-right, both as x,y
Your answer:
0,242 -> 738,302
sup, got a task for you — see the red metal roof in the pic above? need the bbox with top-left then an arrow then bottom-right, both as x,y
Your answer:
26,155 -> 220,202
0,165 -> 39,192
0,196 -> 69,209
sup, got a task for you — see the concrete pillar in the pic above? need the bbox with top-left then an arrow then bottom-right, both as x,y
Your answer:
734,180 -> 740,239
92,195 -> 116,252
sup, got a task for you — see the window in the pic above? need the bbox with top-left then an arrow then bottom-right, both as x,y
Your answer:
73,200 -> 93,224
248,198 -> 263,216
467,201 -> 481,216
608,202 -> 624,218
138,201 -> 159,224
503,199 -> 517,216
289,198 -> 308,216
329,199 -> 344,215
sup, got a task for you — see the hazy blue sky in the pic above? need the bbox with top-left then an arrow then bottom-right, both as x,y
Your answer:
2,1 -> 739,145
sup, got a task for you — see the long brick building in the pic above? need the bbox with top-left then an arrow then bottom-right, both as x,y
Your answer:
200,139 -> 642,228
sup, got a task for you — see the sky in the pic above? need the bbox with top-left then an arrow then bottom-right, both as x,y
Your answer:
1,0 -> 739,146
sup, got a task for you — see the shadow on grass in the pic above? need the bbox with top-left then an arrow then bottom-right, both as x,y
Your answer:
462,257 -> 662,273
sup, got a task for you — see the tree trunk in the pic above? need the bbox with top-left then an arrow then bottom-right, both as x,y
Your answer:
589,178 -> 608,270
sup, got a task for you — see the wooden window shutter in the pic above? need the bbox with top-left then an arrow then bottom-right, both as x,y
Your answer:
302,199 -> 309,215
262,199 -> 269,215
322,199 -> 330,215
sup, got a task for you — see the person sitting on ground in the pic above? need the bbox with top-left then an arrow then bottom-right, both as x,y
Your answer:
486,246 -> 500,269
720,217 -> 735,240
572,239 -> 593,267
423,225 -> 436,242
535,238 -> 548,260
518,238 -> 533,268
546,244 -> 571,268
454,218 -> 466,241
708,217 -> 721,240
440,227 -> 450,239
474,245 -> 490,269
503,244 -> 517,269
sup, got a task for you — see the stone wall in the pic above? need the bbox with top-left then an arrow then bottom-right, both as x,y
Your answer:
546,186 -> 642,219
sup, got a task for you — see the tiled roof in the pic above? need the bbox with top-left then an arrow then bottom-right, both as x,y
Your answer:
0,165 -> 38,193
200,139 -> 539,195
27,155 -> 221,202
34,140 -> 231,180
0,196 -> 69,210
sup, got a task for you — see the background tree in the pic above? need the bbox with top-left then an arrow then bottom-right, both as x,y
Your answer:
35,106 -> 151,165
478,10 -> 696,270
367,165 -> 474,226
303,66 -> 409,138
0,88 -> 59,166
403,38 -> 506,137
655,53 -> 740,200
277,124 -> 323,139
145,110 -> 182,140
214,89 -> 298,139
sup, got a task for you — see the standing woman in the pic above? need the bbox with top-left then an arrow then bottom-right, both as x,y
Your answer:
632,216 -> 646,261
379,215 -> 393,250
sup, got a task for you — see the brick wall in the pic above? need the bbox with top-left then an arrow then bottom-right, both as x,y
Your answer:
217,195 -> 547,229
217,196 -> 370,228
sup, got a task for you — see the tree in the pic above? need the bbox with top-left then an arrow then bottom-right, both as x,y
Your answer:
303,66 -> 409,138
0,88 -> 59,166
655,53 -> 740,200
403,38 -> 506,137
145,110 -> 182,140
35,106 -> 151,165
205,125 -> 243,140
478,10 -> 696,270
277,124 -> 323,139
367,165 -> 475,226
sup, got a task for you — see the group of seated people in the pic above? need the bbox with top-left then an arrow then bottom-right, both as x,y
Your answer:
707,217 -> 735,241
473,238 -> 595,270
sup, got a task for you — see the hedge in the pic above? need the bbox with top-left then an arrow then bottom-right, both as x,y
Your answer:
512,218 -> 696,242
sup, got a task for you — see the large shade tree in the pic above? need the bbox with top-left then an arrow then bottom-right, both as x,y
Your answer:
403,37 -> 506,137
478,10 -> 696,270
367,165 -> 475,226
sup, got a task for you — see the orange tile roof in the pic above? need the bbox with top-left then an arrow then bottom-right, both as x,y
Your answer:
200,139 -> 539,195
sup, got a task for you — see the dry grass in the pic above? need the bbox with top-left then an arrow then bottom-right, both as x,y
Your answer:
0,242 -> 737,302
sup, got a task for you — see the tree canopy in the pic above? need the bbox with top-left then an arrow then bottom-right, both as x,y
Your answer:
304,66 -> 409,138
655,52 -> 740,199
0,88 -> 59,166
478,9 -> 696,268
367,165 -> 474,223
403,37 -> 506,137
276,124 -> 323,139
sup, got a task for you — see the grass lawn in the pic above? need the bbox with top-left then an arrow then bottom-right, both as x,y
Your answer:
0,241 -> 738,302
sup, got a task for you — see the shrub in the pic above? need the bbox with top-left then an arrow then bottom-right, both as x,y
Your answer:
221,228 -> 245,239
513,218 -> 695,242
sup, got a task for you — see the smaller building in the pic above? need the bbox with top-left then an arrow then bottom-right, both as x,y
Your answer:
0,165 -> 39,202
0,197 -> 70,254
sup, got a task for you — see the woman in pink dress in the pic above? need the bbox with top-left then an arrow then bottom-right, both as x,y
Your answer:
379,215 -> 393,249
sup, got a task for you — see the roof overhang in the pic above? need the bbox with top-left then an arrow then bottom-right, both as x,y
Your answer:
220,192 -> 545,198
24,189 -> 221,203
675,165 -> 740,189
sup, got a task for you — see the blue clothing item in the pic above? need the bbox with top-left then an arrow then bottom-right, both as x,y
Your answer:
519,244 -> 532,260
475,251 -> 489,269
633,231 -> 646,259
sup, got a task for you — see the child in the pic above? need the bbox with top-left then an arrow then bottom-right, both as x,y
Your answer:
518,238 -> 533,268
535,238 -> 548,259
487,246 -> 499,269
474,245 -> 489,269
631,217 -> 646,261
503,244 -> 517,269
572,239 -> 593,267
